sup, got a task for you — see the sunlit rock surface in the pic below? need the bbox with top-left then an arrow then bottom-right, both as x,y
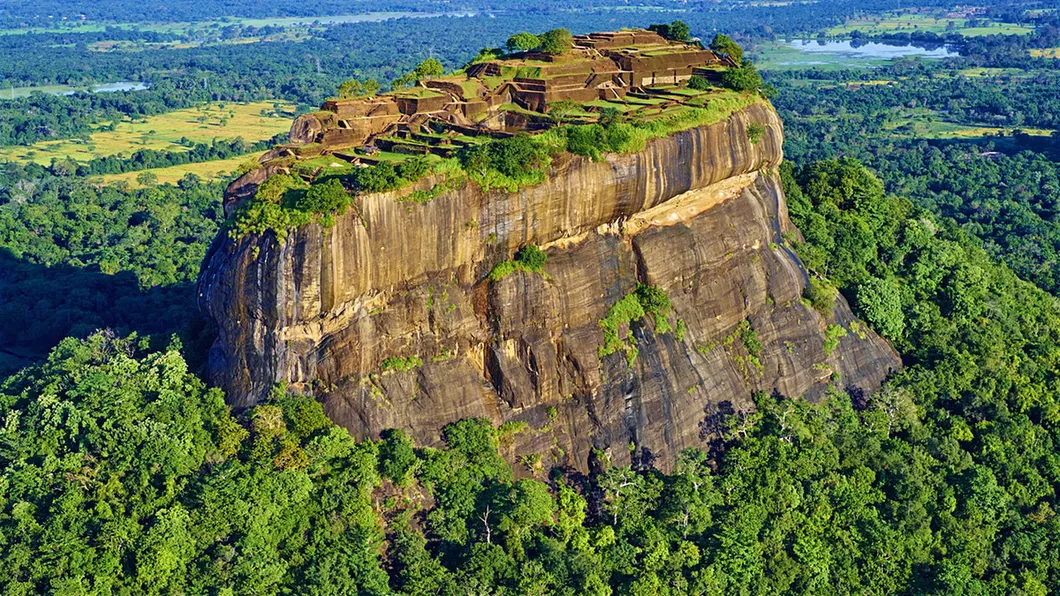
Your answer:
199,102 -> 900,472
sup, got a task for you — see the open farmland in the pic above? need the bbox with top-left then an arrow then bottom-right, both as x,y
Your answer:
0,101 -> 294,164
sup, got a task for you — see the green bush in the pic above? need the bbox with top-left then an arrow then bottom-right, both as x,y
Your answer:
505,32 -> 540,53
687,75 -> 712,91
296,178 -> 350,216
254,173 -> 306,205
414,58 -> 444,79
721,62 -> 764,93
396,155 -> 432,180
598,284 -> 676,363
747,122 -> 765,144
378,429 -> 419,485
823,323 -> 848,356
856,277 -> 905,340
381,356 -> 423,372
488,244 -> 548,280
515,244 -> 547,270
458,135 -> 552,190
357,161 -> 404,193
804,277 -> 838,313
565,124 -> 608,160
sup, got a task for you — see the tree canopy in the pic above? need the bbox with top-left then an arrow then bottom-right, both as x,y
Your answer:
709,33 -> 744,63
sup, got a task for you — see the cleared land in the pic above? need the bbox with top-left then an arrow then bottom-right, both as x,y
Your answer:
0,101 -> 294,164
1,83 -> 83,99
880,107 -> 1053,139
827,12 -> 1034,37
1030,48 -> 1060,58
96,152 -> 265,187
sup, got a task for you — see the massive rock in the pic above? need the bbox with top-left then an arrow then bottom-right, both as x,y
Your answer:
198,102 -> 900,471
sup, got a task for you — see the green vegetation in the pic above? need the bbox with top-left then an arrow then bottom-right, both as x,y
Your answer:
538,28 -> 574,55
747,122 -> 765,143
0,101 -> 293,165
599,283 -> 676,365
505,31 -> 540,53
8,6 -> 1060,593
710,33 -> 744,63
393,58 -> 447,88
803,277 -> 838,313
822,323 -> 847,355
721,61 -> 765,93
458,134 -> 553,191
648,20 -> 692,43
294,177 -> 350,216
488,244 -> 548,281
0,164 -> 224,360
826,10 -> 1036,37
769,58 -> 1060,295
229,156 -> 442,240
336,77 -> 381,98
381,355 -> 424,372
687,74 -> 712,91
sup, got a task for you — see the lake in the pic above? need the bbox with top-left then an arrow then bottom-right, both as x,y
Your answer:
780,38 -> 962,64
74,82 -> 151,94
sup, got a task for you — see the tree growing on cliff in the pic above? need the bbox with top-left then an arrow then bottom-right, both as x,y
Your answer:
296,178 -> 350,216
538,28 -> 574,55
505,31 -> 540,53
710,33 -> 744,63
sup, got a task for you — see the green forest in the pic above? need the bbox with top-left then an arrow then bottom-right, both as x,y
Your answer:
3,0 -> 1060,593
6,159 -> 1060,594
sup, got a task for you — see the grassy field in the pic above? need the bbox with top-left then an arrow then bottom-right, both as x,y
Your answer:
883,108 -> 1053,139
827,12 -> 1034,37
96,152 -> 265,188
0,101 -> 294,164
1030,48 -> 1060,58
958,67 -> 1027,77
1,83 -> 81,99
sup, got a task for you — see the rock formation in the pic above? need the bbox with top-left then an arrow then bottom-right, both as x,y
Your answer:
199,102 -> 901,472
234,28 -> 735,187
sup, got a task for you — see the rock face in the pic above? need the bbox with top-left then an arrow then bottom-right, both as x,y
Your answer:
199,102 -> 900,471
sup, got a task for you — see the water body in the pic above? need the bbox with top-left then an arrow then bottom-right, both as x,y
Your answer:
77,81 -> 150,94
0,81 -> 151,99
778,39 -> 960,66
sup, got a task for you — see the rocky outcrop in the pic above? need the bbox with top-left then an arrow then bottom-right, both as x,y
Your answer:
198,102 -> 900,472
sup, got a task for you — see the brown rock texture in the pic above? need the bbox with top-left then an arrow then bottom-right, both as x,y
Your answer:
198,102 -> 900,472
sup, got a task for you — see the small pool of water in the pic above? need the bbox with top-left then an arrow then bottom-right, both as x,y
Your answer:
784,39 -> 960,61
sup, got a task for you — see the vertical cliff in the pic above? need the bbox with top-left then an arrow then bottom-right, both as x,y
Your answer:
198,102 -> 900,471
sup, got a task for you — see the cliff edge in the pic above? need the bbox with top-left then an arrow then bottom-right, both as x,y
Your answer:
198,102 -> 900,471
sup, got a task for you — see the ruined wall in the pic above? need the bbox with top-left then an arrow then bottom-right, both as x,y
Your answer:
198,102 -> 900,471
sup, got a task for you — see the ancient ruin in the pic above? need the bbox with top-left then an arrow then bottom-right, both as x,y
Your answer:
265,29 -> 738,167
